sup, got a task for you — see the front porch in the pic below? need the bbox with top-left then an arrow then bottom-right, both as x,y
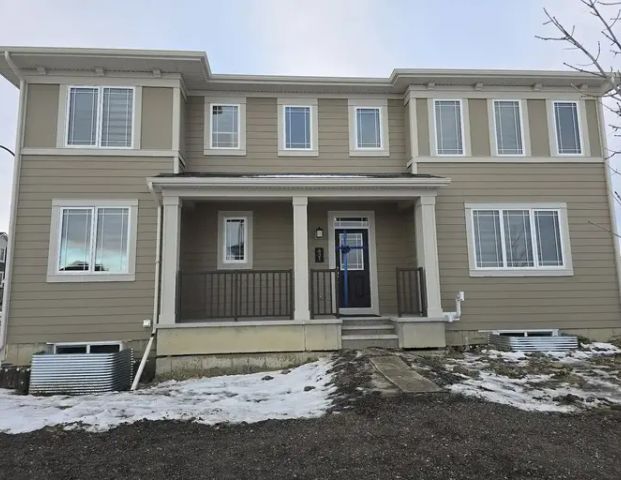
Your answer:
149,174 -> 451,357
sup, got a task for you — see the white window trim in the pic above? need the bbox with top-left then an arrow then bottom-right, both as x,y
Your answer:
47,199 -> 139,282
277,98 -> 318,156
464,202 -> 573,277
347,98 -> 390,157
488,99 -> 529,157
63,86 -> 137,150
547,99 -> 589,157
204,96 -> 246,156
430,98 -> 470,157
217,211 -> 253,270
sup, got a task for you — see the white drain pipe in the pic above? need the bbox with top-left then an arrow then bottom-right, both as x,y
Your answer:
444,291 -> 465,323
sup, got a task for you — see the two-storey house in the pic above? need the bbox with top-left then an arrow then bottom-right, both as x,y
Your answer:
0,47 -> 619,374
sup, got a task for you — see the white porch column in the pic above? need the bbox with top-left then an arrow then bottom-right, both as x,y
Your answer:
414,195 -> 443,318
159,196 -> 181,326
292,196 -> 310,321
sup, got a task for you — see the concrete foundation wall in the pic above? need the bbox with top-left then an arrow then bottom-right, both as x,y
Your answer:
395,320 -> 446,349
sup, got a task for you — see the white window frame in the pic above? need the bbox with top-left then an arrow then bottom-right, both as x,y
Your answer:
204,96 -> 247,156
277,99 -> 318,156
347,98 -> 390,156
464,202 -> 573,277
432,99 -> 467,157
47,199 -> 138,282
490,99 -> 527,157
217,211 -> 253,270
209,103 -> 241,150
548,100 -> 588,157
64,86 -> 136,150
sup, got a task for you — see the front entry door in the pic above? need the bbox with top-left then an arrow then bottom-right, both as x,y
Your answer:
335,229 -> 371,309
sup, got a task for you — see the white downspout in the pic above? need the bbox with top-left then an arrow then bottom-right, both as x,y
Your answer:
443,291 -> 465,323
0,51 -> 25,360
131,202 -> 162,390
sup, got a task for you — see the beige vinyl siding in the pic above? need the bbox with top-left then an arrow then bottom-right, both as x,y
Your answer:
416,98 -> 430,157
420,162 -> 621,331
141,87 -> 174,150
527,99 -> 551,157
183,97 -> 407,173
7,155 -> 172,345
468,99 -> 491,156
180,201 -> 294,272
585,100 -> 602,158
23,84 -> 59,148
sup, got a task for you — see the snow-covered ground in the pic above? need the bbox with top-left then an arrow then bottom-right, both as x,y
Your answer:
414,342 -> 621,413
0,358 -> 336,434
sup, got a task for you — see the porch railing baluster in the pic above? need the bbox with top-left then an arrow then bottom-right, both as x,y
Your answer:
396,267 -> 426,317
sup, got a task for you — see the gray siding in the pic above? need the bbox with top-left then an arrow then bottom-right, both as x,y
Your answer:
183,96 -> 408,173
7,155 -> 172,345
23,84 -> 59,149
420,162 -> 621,332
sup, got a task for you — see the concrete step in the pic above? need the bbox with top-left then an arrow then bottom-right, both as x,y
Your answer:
341,324 -> 395,336
342,334 -> 399,350
341,317 -> 394,327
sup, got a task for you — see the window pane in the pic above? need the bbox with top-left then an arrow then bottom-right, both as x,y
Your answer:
472,210 -> 503,267
225,218 -> 245,261
67,88 -> 98,146
339,232 -> 364,271
503,210 -> 534,267
212,105 -> 239,148
95,208 -> 129,273
495,101 -> 523,155
285,106 -> 311,149
101,88 -> 133,147
356,108 -> 381,148
435,100 -> 463,155
59,209 -> 92,271
535,211 -> 563,266
554,102 -> 581,154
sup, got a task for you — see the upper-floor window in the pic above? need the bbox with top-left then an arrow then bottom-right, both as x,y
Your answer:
47,199 -> 138,282
493,100 -> 524,156
553,101 -> 582,155
210,104 -> 240,149
355,107 -> 382,149
284,106 -> 312,150
0,246 -> 5,263
66,86 -> 134,148
434,100 -> 464,155
465,203 -> 573,277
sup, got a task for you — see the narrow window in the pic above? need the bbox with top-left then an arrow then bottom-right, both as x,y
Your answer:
284,106 -> 311,149
57,206 -> 131,274
67,87 -> 99,146
101,88 -> 134,147
503,210 -> 533,267
494,100 -> 523,155
211,104 -> 239,149
434,100 -> 464,155
535,211 -> 563,266
472,210 -> 503,268
224,217 -> 246,263
554,101 -> 582,155
356,107 -> 382,149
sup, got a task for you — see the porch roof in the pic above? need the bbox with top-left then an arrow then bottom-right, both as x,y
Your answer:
147,172 -> 451,201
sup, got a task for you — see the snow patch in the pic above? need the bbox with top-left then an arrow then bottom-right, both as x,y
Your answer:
0,358 -> 336,434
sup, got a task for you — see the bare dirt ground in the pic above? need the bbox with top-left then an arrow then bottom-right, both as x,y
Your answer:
1,350 -> 621,479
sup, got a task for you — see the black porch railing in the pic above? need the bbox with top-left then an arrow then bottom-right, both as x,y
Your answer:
396,267 -> 426,317
178,270 -> 293,321
310,269 -> 340,318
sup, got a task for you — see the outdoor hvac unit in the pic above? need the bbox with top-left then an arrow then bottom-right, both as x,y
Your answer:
488,330 -> 578,352
29,342 -> 133,395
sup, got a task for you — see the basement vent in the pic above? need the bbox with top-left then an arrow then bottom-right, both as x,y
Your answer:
488,329 -> 578,352
29,343 -> 133,395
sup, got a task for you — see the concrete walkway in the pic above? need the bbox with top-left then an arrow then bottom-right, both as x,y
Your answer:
370,355 -> 442,393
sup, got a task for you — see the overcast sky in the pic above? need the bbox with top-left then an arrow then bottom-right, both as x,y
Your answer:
0,0 -> 618,233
